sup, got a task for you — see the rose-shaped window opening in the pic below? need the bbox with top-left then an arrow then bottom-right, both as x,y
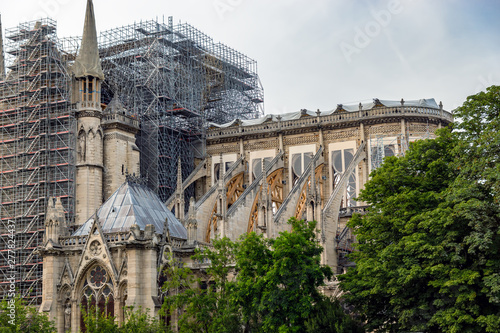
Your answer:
89,266 -> 107,288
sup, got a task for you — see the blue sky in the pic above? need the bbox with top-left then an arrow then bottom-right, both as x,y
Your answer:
2,0 -> 499,114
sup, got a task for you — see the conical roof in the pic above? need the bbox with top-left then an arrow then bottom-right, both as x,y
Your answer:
73,0 -> 104,80
105,96 -> 128,114
73,181 -> 187,239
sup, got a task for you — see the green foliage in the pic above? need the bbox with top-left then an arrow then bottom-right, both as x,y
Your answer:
161,237 -> 241,333
80,303 -> 167,333
80,301 -> 119,333
0,296 -> 55,332
234,217 -> 333,333
340,86 -> 500,332
304,297 -> 364,333
161,218 -> 338,333
120,307 -> 168,333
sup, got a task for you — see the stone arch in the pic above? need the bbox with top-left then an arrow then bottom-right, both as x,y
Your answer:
77,262 -> 115,331
117,280 -> 128,324
158,245 -> 173,277
74,257 -> 111,291
58,284 -> 72,333
247,168 -> 284,233
226,172 -> 244,208
206,199 -> 219,242
294,165 -> 323,220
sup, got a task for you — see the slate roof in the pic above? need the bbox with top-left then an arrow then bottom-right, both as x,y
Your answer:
73,181 -> 187,239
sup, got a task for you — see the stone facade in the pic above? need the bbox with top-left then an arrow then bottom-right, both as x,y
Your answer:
101,102 -> 140,201
175,102 -> 453,275
40,180 -> 194,333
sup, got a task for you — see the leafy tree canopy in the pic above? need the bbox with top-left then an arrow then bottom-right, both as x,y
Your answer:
162,237 -> 241,333
163,218 -> 361,333
234,217 -> 333,333
340,86 -> 500,332
0,296 -> 55,333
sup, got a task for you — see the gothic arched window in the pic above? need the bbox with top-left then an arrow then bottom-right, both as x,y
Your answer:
80,265 -> 114,332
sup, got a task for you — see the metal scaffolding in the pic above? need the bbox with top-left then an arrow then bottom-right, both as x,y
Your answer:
0,18 -> 75,304
61,17 -> 264,201
96,18 -> 263,201
0,16 -> 263,303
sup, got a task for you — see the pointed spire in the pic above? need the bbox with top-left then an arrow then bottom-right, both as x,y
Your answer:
186,197 -> 198,245
218,154 -> 224,186
105,95 -> 128,114
177,157 -> 182,192
0,14 -> 5,80
45,197 -> 69,243
73,0 -> 104,80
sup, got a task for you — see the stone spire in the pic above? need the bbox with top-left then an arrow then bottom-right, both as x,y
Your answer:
174,157 -> 185,220
0,14 -> 5,80
73,0 -> 104,80
186,197 -> 198,245
177,157 -> 183,193
44,197 -> 69,244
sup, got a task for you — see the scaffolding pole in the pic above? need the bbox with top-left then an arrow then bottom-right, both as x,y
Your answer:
91,18 -> 263,202
0,18 -> 75,305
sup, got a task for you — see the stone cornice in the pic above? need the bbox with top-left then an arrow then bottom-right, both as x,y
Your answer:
76,109 -> 102,119
102,122 -> 139,134
103,132 -> 137,143
76,163 -> 104,169
207,111 -> 451,145
102,113 -> 140,133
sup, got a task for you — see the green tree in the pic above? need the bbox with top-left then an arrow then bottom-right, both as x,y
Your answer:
80,303 -> 167,333
161,237 -> 241,333
0,296 -> 55,333
80,301 -> 119,333
120,307 -> 168,333
234,217 -> 333,333
161,218 -> 337,333
340,86 -> 500,332
304,297 -> 364,333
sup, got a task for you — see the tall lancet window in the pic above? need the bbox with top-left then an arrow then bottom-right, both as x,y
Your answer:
332,149 -> 357,208
80,265 -> 114,331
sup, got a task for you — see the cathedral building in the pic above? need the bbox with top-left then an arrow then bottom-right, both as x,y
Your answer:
38,1 -> 189,331
177,99 -> 452,275
33,1 -> 454,332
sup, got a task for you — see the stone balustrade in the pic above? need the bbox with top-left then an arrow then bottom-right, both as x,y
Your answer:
59,235 -> 87,246
76,101 -> 101,110
59,231 -> 130,246
170,238 -> 186,248
339,205 -> 369,218
207,106 -> 453,139
102,112 -> 139,129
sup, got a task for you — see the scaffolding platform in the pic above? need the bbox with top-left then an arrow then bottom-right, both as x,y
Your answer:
0,18 -> 75,305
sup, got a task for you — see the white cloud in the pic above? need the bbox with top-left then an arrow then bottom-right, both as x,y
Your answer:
2,0 -> 499,113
